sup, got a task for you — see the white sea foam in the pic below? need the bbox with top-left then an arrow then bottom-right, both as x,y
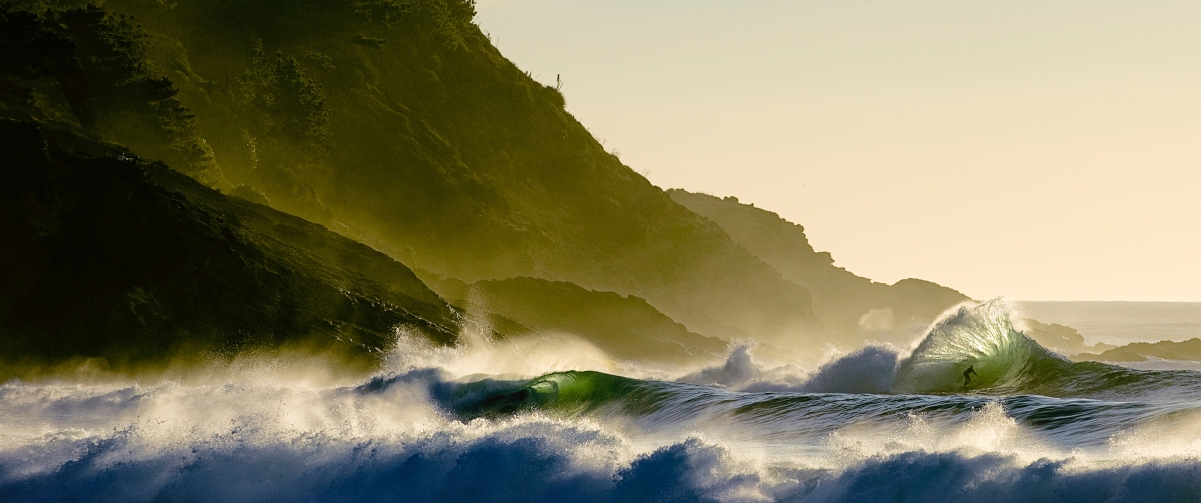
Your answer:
3,304 -> 1201,502
3,367 -> 1199,502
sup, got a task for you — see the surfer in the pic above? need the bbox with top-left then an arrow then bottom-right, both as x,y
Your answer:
963,365 -> 978,386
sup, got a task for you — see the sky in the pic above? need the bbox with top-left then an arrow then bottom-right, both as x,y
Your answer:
474,0 -> 1201,302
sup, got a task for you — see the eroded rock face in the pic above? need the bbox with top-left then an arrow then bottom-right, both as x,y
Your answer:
0,120 -> 458,368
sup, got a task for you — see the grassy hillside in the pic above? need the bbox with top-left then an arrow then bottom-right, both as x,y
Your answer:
1,0 -> 822,343
668,190 -> 970,340
0,119 -> 458,372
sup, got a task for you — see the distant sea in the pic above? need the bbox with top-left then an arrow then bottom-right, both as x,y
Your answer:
1014,301 -> 1201,346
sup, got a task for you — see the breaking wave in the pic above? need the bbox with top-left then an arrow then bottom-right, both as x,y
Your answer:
3,300 -> 1201,501
677,300 -> 1201,400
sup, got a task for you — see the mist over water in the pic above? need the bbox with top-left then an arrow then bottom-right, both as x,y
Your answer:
1015,301 -> 1201,346
3,302 -> 1201,502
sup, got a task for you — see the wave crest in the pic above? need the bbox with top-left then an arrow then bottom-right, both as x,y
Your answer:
892,299 -> 1067,394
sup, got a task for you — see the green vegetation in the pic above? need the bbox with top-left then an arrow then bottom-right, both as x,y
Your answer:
228,40 -> 334,207
0,4 -> 219,183
0,119 -> 457,373
1,0 -> 988,371
23,0 -> 820,344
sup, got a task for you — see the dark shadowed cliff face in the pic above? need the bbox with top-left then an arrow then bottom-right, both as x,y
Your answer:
2,0 -> 818,343
667,190 -> 970,340
0,120 -> 458,369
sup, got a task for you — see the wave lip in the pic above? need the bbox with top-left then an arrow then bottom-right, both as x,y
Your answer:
892,300 -> 1065,394
886,299 -> 1201,400
409,300 -> 1201,427
6,316 -> 1201,502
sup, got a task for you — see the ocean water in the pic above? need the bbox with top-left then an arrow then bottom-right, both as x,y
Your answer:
2,300 -> 1200,502
1014,301 -> 1201,346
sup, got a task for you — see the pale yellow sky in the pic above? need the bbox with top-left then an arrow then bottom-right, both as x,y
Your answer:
476,0 -> 1201,301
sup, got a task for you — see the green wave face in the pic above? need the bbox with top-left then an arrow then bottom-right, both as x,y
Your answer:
433,300 -> 1201,425
444,371 -> 651,420
892,300 -> 1067,394
890,299 -> 1201,399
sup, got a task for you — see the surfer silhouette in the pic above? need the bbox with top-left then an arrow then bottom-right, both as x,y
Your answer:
963,365 -> 978,386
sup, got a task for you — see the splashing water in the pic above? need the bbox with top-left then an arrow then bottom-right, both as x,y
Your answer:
3,301 -> 1201,502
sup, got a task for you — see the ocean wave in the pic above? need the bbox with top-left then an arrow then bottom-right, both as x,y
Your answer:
3,394 -> 1198,503
673,300 -> 1201,400
4,301 -> 1201,502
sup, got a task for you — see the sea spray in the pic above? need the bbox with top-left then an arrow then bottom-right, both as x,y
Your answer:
3,302 -> 1201,502
673,299 -> 1201,399
892,299 -> 1058,394
5,364 -> 1201,502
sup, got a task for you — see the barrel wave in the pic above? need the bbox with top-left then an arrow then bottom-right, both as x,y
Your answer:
3,301 -> 1201,502
890,300 -> 1201,399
